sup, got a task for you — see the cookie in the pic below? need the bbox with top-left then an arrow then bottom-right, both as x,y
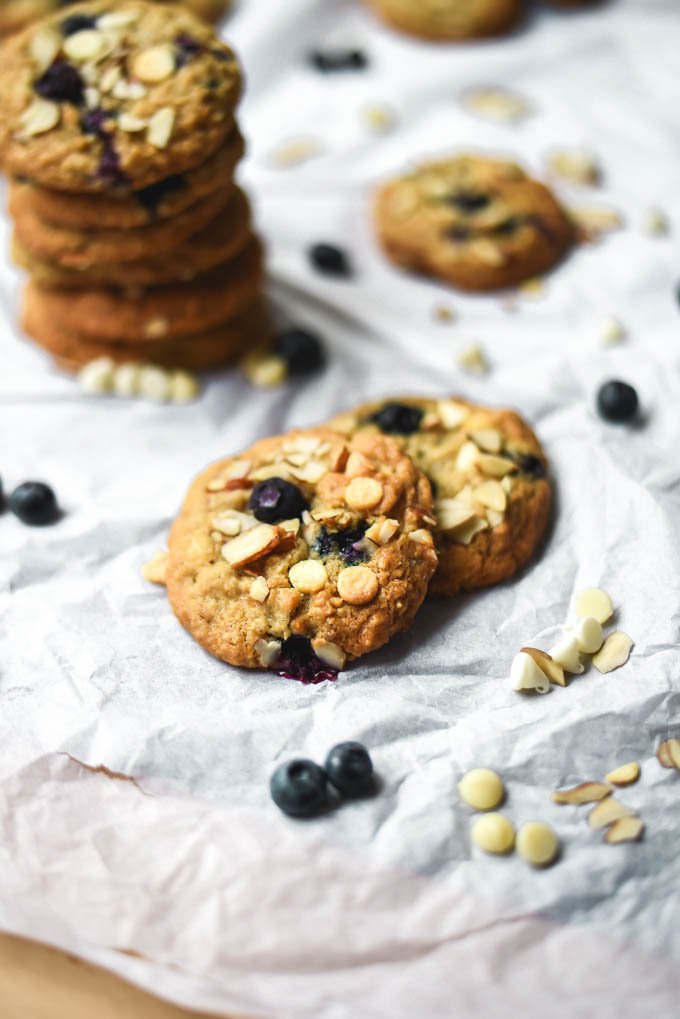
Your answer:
165,429 -> 438,672
11,183 -> 235,268
374,154 -> 574,291
22,234 -> 264,342
0,2 -> 241,193
8,127 -> 245,230
367,0 -> 522,41
327,397 -> 551,597
22,297 -> 270,371
0,1 -> 231,37
13,186 -> 252,286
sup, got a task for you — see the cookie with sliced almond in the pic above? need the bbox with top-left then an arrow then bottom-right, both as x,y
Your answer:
326,395 -> 551,597
165,427 -> 437,673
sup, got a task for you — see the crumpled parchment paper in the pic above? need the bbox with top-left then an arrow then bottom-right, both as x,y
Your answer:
1,1 -> 679,1016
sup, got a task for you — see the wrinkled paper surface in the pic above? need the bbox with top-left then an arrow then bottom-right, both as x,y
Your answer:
1,1 -> 679,1016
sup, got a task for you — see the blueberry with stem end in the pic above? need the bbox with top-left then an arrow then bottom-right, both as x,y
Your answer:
309,243 -> 352,278
325,742 -> 374,797
8,482 -> 59,526
249,478 -> 308,524
270,759 -> 329,818
596,380 -> 639,423
273,328 -> 326,376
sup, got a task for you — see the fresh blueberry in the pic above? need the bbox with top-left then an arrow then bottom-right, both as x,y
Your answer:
308,48 -> 368,72
314,524 -> 369,565
596,380 -> 639,423
35,59 -> 84,105
8,482 -> 59,526
273,328 -> 326,376
369,402 -> 423,436
276,635 -> 339,684
135,174 -> 186,214
447,191 -> 490,213
270,758 -> 329,817
60,14 -> 98,36
514,453 -> 546,479
325,742 -> 374,797
309,243 -> 352,278
249,477 -> 308,524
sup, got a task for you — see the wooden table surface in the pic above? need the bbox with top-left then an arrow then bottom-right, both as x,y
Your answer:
0,934 -> 237,1019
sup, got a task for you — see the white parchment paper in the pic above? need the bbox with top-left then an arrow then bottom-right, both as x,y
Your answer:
1,1 -> 680,1016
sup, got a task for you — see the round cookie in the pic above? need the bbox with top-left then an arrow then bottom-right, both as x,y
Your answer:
8,127 -> 245,230
22,298 -> 271,371
22,234 -> 264,341
0,2 -> 241,193
0,1 -> 231,37
375,154 -> 574,291
367,0 -> 522,41
327,397 -> 551,598
166,429 -> 438,672
11,183 -> 235,268
13,186 -> 252,286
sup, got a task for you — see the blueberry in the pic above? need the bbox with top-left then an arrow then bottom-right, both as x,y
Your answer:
493,216 -> 521,236
515,453 -> 546,479
134,174 -> 186,215
81,107 -> 108,136
309,243 -> 352,278
325,742 -> 374,797
60,14 -> 98,36
8,482 -> 59,526
276,635 -> 339,684
308,48 -> 368,72
35,59 -> 84,105
97,142 -> 128,186
174,33 -> 203,67
314,524 -> 369,565
447,226 -> 470,243
447,192 -> 490,213
273,328 -> 326,376
270,758 -> 328,817
596,380 -> 639,423
369,402 -> 423,436
248,477 -> 308,523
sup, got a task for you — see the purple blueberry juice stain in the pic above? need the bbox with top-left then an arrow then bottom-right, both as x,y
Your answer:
313,524 -> 369,565
275,636 -> 339,684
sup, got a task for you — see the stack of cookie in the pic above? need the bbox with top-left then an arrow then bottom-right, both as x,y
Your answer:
0,0 -> 231,39
0,1 -> 268,372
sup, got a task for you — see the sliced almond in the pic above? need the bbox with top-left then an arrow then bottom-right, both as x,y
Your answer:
603,816 -> 644,845
469,428 -> 502,453
476,454 -> 516,478
344,451 -> 373,477
451,517 -> 489,546
29,28 -> 61,71
521,647 -> 566,687
473,479 -> 507,513
605,762 -> 640,786
222,523 -> 283,569
212,510 -> 258,537
407,528 -> 435,547
141,550 -> 168,585
254,638 -> 281,668
119,113 -> 148,133
311,638 -> 346,670
279,518 -> 301,536
98,10 -> 138,30
435,498 -> 477,533
587,796 -> 632,830
592,631 -> 634,674
656,738 -> 680,770
455,440 -> 480,472
19,98 -> 60,137
337,565 -> 379,605
288,559 -> 327,594
552,782 -> 612,805
365,518 -> 399,545
249,576 -> 270,603
147,107 -> 175,150
345,476 -> 383,511
288,460 -> 326,484
132,45 -> 176,83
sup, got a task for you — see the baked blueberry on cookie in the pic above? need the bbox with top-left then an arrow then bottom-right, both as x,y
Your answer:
327,398 -> 551,597
374,155 -> 574,291
165,430 -> 438,673
366,0 -> 522,41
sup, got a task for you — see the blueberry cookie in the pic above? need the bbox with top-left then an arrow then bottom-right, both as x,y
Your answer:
0,1 -> 231,37
374,154 -> 574,291
327,398 -> 551,597
165,429 -> 438,672
367,0 -> 522,41
0,2 -> 241,192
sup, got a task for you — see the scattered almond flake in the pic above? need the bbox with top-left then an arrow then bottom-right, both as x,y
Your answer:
592,630 -> 634,673
243,352 -> 287,388
249,576 -> 270,603
19,97 -> 60,138
570,204 -> 624,243
433,304 -> 456,323
599,316 -> 626,346
656,739 -> 680,770
361,102 -> 396,134
476,453 -> 516,478
311,638 -> 346,670
288,460 -> 327,484
552,782 -> 612,805
457,343 -> 489,376
141,550 -> 168,586
435,498 -> 476,533
485,508 -> 504,528
587,796 -> 632,831
100,64 -> 122,92
461,86 -> 532,124
212,510 -> 258,537
511,651 -> 551,694
603,815 -> 644,844
520,647 -> 566,687
270,137 -> 324,168
518,277 -> 546,301
147,107 -> 175,149
546,149 -> 601,186
641,207 -> 669,237
605,762 -> 640,787
78,356 -> 115,394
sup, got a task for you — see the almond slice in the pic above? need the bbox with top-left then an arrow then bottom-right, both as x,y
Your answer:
552,782 -> 612,805
588,796 -> 632,830
605,762 -> 640,786
222,523 -> 283,569
254,638 -> 281,668
365,518 -> 399,544
435,498 -> 477,533
656,738 -> 680,770
476,453 -> 516,478
603,816 -> 644,844
450,517 -> 488,546
592,631 -> 634,673
521,647 -> 566,687
311,638 -> 346,670
437,400 -> 470,429
469,428 -> 502,454
473,479 -> 507,513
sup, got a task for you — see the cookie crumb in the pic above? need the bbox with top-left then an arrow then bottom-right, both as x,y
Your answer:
457,343 -> 489,376
641,207 -> 669,237
461,86 -> 531,123
433,303 -> 456,323
546,149 -> 601,187
599,316 -> 626,346
270,137 -> 324,168
361,103 -> 396,134
142,549 -> 168,585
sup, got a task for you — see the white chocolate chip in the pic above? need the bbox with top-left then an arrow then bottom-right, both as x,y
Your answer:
605,762 -> 640,786
137,365 -> 170,403
77,356 -> 115,394
222,523 -> 282,569
119,113 -> 148,133
457,343 -> 489,376
112,362 -> 141,397
311,638 -> 347,670
361,103 -> 396,134
270,137 -> 323,168
29,28 -> 61,71
141,549 -> 168,585
461,86 -> 531,123
572,616 -> 604,654
147,107 -> 175,150
63,29 -> 106,63
473,480 -> 507,513
587,797 -> 633,831
549,634 -> 584,674
552,782 -> 612,805
471,813 -> 515,855
249,576 -> 270,603
511,651 -> 551,694
132,45 -> 176,83
19,98 -> 60,137
254,638 -> 281,668
458,768 -> 505,811
288,559 -> 327,594
520,647 -> 566,687
592,631 -> 634,673
575,588 -> 613,624
516,822 -> 560,867
345,476 -> 383,511
243,353 -> 287,388
168,370 -> 200,404
337,565 -> 379,605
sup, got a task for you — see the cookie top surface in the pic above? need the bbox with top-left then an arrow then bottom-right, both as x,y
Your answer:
0,0 -> 231,37
166,428 -> 438,673
368,0 -> 521,41
0,1 -> 241,192
327,397 -> 552,597
375,154 -> 574,291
